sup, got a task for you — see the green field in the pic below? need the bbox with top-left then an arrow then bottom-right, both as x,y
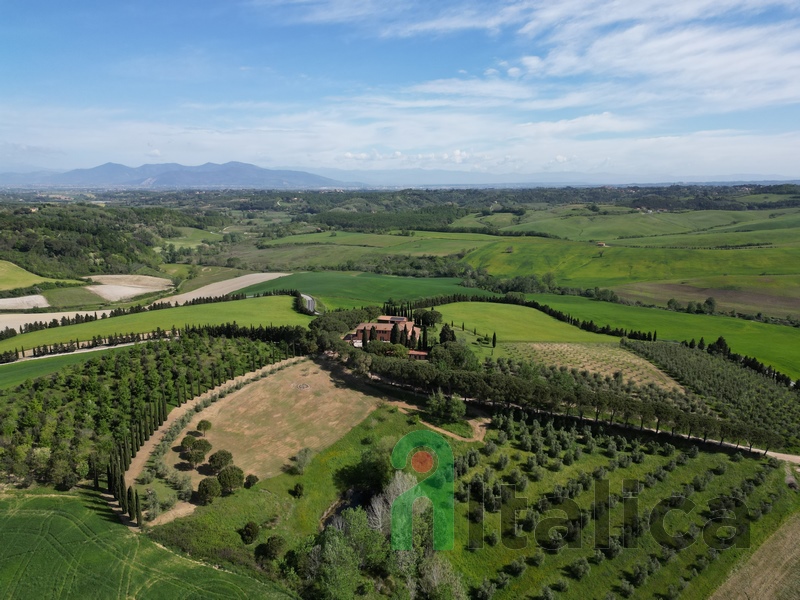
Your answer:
226,230 -> 496,270
529,294 -> 800,378
452,207 -> 800,247
502,208 -> 778,240
0,296 -> 311,355
0,260 -> 70,291
0,489 -> 293,599
165,227 -> 223,249
161,264 -> 256,293
241,271 -> 497,309
464,237 -> 800,287
40,286 -> 106,309
437,302 -> 617,344
0,350 -> 120,390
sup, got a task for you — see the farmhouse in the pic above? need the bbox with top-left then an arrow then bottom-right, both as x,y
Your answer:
344,316 -> 427,359
346,315 -> 421,343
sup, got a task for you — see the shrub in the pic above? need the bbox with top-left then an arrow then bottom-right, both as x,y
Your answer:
483,440 -> 497,456
292,448 -> 313,475
508,557 -> 526,576
475,578 -> 496,600
255,535 -> 286,562
495,572 -> 510,588
570,557 -> 590,580
245,474 -> 259,489
497,454 -> 509,470
619,580 -> 635,598
239,521 -> 260,545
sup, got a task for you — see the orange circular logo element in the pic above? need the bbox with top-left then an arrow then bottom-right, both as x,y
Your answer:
411,450 -> 434,473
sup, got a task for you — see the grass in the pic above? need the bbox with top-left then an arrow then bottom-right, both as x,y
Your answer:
241,271 -> 497,310
225,230 -> 495,270
0,488 -> 294,599
528,294 -> 800,379
501,208 -> 776,241
464,237 -> 800,287
40,286 -> 107,309
165,227 -> 223,249
0,260 -> 71,291
164,361 -> 380,485
160,265 -> 255,293
0,296 -> 312,355
0,349 -> 118,390
436,302 -> 617,344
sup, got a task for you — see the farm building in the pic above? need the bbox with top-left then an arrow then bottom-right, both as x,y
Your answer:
344,315 -> 423,349
346,316 -> 421,343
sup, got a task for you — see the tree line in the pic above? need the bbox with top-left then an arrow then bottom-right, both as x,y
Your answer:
0,320 -> 311,487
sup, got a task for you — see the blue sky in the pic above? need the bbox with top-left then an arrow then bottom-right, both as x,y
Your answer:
1,0 -> 799,180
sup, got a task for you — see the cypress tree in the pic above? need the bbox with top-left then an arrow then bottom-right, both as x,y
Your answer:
123,438 -> 131,470
107,465 -> 114,495
119,477 -> 128,514
136,492 -> 142,527
127,486 -> 135,520
92,457 -> 100,491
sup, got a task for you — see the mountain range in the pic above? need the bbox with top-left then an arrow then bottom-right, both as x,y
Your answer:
0,162 -> 344,189
1,162 -> 797,189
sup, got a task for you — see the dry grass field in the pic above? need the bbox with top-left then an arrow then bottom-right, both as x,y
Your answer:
711,512 -> 800,600
167,361 -> 381,484
508,342 -> 684,391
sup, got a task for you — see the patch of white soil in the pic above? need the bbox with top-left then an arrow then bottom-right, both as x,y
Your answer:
0,295 -> 50,310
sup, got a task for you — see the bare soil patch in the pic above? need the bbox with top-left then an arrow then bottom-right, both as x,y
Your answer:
0,310 -> 104,331
710,513 -> 800,600
166,361 -> 380,485
510,342 -> 684,391
0,295 -> 49,310
84,274 -> 173,301
157,272 -> 289,306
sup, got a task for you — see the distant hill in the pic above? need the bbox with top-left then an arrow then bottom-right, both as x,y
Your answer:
0,162 -> 345,189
